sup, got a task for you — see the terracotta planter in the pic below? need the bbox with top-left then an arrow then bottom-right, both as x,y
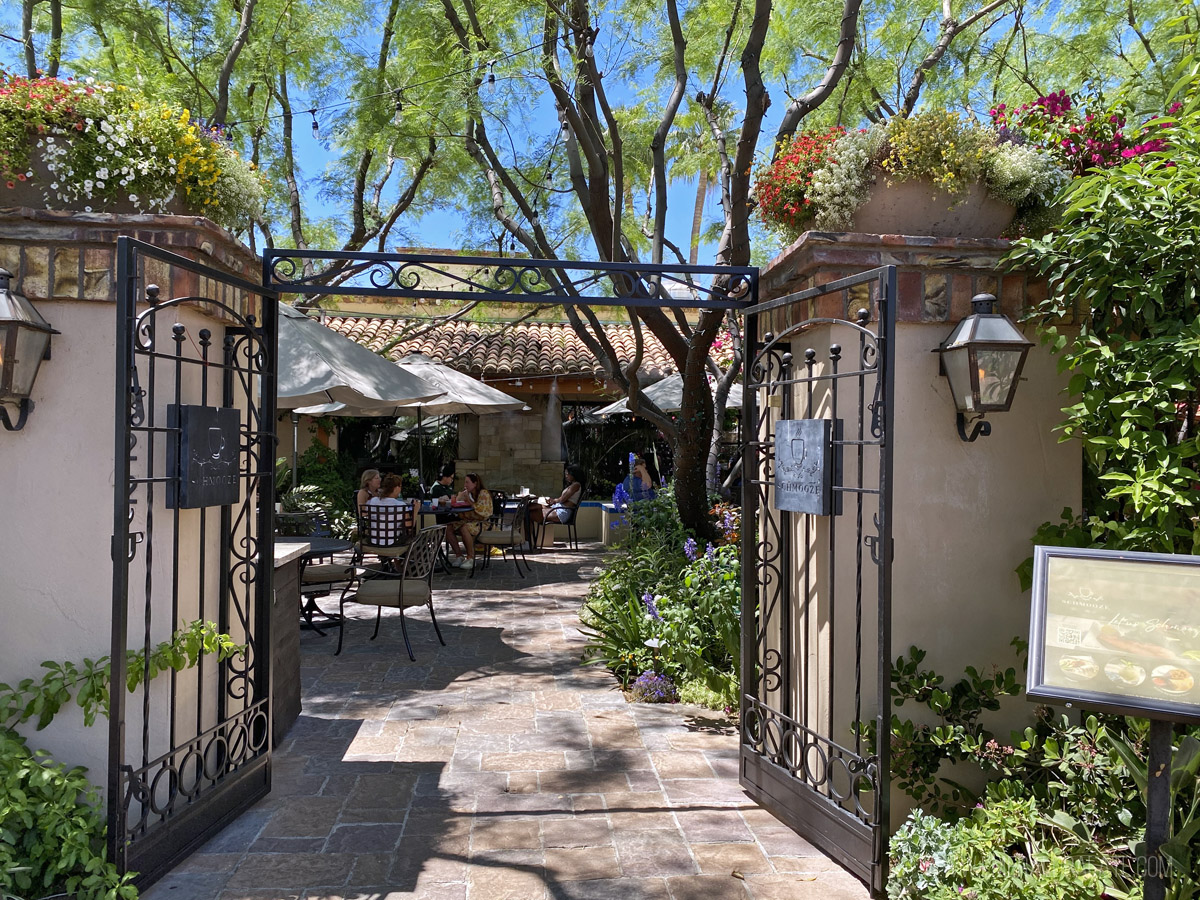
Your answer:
849,176 -> 1015,238
0,133 -> 190,216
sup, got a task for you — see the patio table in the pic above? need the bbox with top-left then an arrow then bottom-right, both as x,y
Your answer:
277,536 -> 354,630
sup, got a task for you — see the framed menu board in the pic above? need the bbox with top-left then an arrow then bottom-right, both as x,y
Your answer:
1028,545 -> 1200,724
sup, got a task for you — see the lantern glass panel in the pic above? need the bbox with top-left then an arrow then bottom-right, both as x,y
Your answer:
942,345 -> 976,412
3,323 -> 50,399
974,347 -> 1024,412
969,315 -> 1027,343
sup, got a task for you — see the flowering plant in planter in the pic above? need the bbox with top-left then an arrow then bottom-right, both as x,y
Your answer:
0,74 -> 264,230
755,111 -> 1066,241
991,89 -> 1177,175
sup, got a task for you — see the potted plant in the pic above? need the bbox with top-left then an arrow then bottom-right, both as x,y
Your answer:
0,74 -> 264,231
755,110 -> 1067,241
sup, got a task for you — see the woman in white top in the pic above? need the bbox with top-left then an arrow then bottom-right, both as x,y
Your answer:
365,473 -> 406,545
532,464 -> 585,526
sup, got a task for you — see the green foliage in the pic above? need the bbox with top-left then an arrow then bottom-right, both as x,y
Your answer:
882,642 -> 1023,816
1007,58 -> 1200,558
0,621 -> 243,731
0,729 -> 137,900
885,640 -> 1200,897
581,484 -> 740,709
580,589 -> 657,688
889,799 -> 1124,900
294,443 -> 357,512
657,545 -> 741,705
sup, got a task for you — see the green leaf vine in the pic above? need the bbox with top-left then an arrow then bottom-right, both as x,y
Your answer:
0,620 -> 245,732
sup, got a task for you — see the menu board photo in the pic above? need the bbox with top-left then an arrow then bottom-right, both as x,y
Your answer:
1028,545 -> 1200,724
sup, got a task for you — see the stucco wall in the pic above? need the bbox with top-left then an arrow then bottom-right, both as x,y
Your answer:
0,208 -> 262,794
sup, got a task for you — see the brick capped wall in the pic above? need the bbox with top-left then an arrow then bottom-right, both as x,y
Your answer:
0,206 -> 261,319
757,231 -> 1056,328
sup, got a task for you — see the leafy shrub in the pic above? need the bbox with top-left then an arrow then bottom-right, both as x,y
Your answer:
0,730 -> 136,900
890,798 -> 1123,900
883,641 -> 1200,897
0,74 -> 263,230
581,485 -> 741,710
658,544 -> 740,707
1006,60 -> 1200,559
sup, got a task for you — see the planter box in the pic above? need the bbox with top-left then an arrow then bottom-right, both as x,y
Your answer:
850,177 -> 1015,238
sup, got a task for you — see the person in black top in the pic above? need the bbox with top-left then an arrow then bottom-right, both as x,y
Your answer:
429,464 -> 463,557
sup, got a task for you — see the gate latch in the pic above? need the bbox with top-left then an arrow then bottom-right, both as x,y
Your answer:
111,531 -> 144,562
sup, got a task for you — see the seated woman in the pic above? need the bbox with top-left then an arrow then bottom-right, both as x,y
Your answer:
429,464 -> 464,559
448,473 -> 493,571
365,473 -> 413,548
532,464 -> 586,527
355,468 -> 382,516
625,455 -> 656,503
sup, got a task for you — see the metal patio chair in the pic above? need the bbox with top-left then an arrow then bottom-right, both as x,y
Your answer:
476,496 -> 533,577
335,524 -> 444,659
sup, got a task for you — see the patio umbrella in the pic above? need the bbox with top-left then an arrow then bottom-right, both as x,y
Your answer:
294,353 -> 526,485
593,374 -> 743,418
275,303 -> 443,411
276,304 -> 442,488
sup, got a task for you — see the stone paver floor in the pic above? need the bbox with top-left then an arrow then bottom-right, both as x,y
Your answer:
145,545 -> 869,900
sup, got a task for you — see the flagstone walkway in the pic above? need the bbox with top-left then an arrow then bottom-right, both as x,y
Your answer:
144,545 -> 869,900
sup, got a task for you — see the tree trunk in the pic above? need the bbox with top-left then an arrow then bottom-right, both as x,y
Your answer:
689,170 -> 708,265
675,363 -> 717,540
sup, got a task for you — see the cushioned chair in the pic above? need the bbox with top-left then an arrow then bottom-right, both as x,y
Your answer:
335,525 -> 444,659
299,558 -> 357,633
476,496 -> 533,577
357,499 -> 419,567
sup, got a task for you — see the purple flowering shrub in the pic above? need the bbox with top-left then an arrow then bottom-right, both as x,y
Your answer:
628,671 -> 678,703
580,479 -> 742,709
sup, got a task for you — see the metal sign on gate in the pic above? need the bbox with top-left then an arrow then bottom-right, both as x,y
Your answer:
774,418 -> 836,515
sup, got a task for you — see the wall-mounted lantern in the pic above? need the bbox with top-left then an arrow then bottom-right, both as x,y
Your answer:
937,292 -> 1033,442
0,267 -> 59,432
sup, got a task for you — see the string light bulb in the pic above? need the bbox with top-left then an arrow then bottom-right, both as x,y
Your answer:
393,90 -> 404,125
310,110 -> 319,137
486,61 -> 496,88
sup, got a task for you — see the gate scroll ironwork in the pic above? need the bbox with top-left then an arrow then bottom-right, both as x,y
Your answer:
109,237 -> 278,884
741,267 -> 895,896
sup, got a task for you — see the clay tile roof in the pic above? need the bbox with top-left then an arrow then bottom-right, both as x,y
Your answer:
319,315 -> 676,379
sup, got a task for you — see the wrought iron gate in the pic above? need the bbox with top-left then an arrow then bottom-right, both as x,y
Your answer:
740,267 -> 895,896
109,237 -> 278,883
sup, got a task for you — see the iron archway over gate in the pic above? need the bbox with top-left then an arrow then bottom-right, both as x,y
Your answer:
110,237 -> 278,883
740,267 -> 896,896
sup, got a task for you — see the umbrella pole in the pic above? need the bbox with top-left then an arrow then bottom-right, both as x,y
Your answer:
291,412 -> 300,492
417,407 -> 425,490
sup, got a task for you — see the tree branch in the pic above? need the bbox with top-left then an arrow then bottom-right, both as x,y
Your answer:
773,0 -> 862,152
213,0 -> 258,124
901,0 -> 1010,115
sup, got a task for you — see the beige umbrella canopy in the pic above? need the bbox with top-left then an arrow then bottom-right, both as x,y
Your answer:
593,374 -> 743,418
275,304 -> 442,410
292,353 -> 527,485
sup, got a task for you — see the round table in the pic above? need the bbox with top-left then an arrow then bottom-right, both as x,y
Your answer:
276,536 -> 354,631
